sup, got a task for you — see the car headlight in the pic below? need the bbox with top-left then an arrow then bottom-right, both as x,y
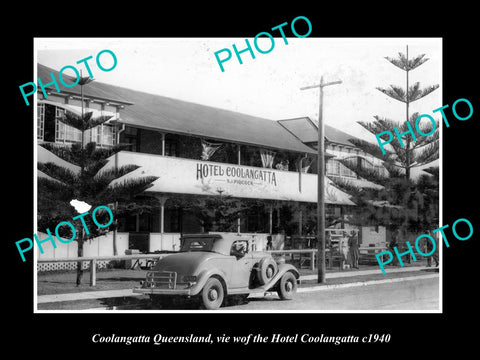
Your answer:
181,275 -> 197,283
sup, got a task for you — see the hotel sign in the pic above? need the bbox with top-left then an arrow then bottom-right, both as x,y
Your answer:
101,151 -> 355,205
196,163 -> 277,186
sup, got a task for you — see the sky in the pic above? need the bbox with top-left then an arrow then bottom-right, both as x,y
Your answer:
35,37 -> 442,143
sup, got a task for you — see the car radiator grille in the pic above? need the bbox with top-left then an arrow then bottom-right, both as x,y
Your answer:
144,271 -> 177,289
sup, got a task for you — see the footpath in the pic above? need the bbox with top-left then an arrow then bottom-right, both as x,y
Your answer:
36,263 -> 439,310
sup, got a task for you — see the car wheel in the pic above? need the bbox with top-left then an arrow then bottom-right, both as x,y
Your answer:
257,257 -> 278,285
201,277 -> 224,310
277,272 -> 297,300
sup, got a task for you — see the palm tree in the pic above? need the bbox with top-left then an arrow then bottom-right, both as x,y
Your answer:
38,79 -> 158,285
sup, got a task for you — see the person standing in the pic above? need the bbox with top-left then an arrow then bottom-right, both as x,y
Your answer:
348,231 -> 360,269
266,235 -> 273,250
426,230 -> 439,267
339,232 -> 349,270
325,232 -> 332,267
389,229 -> 400,266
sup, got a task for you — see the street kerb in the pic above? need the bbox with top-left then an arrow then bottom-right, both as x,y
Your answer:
36,265 -> 438,309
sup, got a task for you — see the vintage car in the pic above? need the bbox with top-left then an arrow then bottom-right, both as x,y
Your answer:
133,233 -> 300,309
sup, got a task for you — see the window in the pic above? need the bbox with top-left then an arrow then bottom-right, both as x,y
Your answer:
100,125 -> 116,146
54,105 -> 82,143
165,138 -> 178,157
339,161 -> 356,178
165,208 -> 181,233
56,120 -> 82,143
360,158 -> 374,171
122,126 -> 139,152
326,206 -> 341,217
326,159 -> 340,175
56,107 -> 65,118
327,159 -> 355,177
93,124 -> 116,147
230,240 -> 249,256
180,237 -> 216,252
37,103 -> 45,140
71,124 -> 116,147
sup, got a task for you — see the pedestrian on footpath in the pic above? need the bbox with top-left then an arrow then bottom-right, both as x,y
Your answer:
266,235 -> 273,250
389,229 -> 400,266
348,231 -> 360,269
340,232 -> 349,270
325,232 -> 332,267
426,230 -> 439,267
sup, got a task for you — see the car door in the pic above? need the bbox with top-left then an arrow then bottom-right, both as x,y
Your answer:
229,240 -> 255,289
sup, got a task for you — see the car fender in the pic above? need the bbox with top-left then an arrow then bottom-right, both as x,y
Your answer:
189,268 -> 228,296
262,263 -> 300,291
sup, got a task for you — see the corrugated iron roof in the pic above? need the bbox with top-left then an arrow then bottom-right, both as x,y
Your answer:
324,124 -> 358,147
278,117 -> 359,147
37,64 -> 134,105
37,63 -> 316,155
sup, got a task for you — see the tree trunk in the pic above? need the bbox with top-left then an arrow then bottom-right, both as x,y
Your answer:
113,221 -> 118,256
76,235 -> 84,286
405,44 -> 410,181
77,227 -> 85,286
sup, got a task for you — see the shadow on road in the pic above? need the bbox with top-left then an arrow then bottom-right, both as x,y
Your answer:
98,294 -> 274,310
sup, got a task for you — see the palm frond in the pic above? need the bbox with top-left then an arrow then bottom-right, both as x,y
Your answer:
37,177 -> 76,221
382,160 -> 404,178
83,158 -> 110,178
358,116 -> 398,135
408,83 -> 439,102
408,54 -> 429,70
99,176 -> 159,202
412,141 -> 439,166
376,85 -> 406,103
348,138 -> 392,159
85,142 -> 131,162
38,143 -> 83,170
413,127 -> 439,149
38,162 -> 77,185
84,115 -> 114,130
78,76 -> 94,86
95,164 -> 141,183
58,110 -> 114,131
337,157 -> 389,186
385,53 -> 429,71
58,110 -> 86,130
385,55 -> 408,70
422,166 -> 439,178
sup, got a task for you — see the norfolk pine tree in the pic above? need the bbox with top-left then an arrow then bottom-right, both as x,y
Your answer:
37,76 -> 158,286
328,46 -> 440,237
350,45 -> 440,180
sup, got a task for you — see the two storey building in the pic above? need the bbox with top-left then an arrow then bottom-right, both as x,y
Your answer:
36,63 -> 386,261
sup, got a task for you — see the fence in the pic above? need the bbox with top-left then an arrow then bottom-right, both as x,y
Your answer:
37,246 -> 388,287
38,254 -> 168,286
268,246 -> 388,270
36,231 -> 130,271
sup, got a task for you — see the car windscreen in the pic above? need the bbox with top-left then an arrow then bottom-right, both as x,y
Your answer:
180,237 -> 216,252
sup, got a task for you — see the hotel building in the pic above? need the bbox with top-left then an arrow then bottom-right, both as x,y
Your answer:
36,63 -> 389,265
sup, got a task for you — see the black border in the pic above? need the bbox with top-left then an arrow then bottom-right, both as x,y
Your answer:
6,4 -> 479,354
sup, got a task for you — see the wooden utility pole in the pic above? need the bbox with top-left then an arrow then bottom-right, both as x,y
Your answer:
301,76 -> 342,283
